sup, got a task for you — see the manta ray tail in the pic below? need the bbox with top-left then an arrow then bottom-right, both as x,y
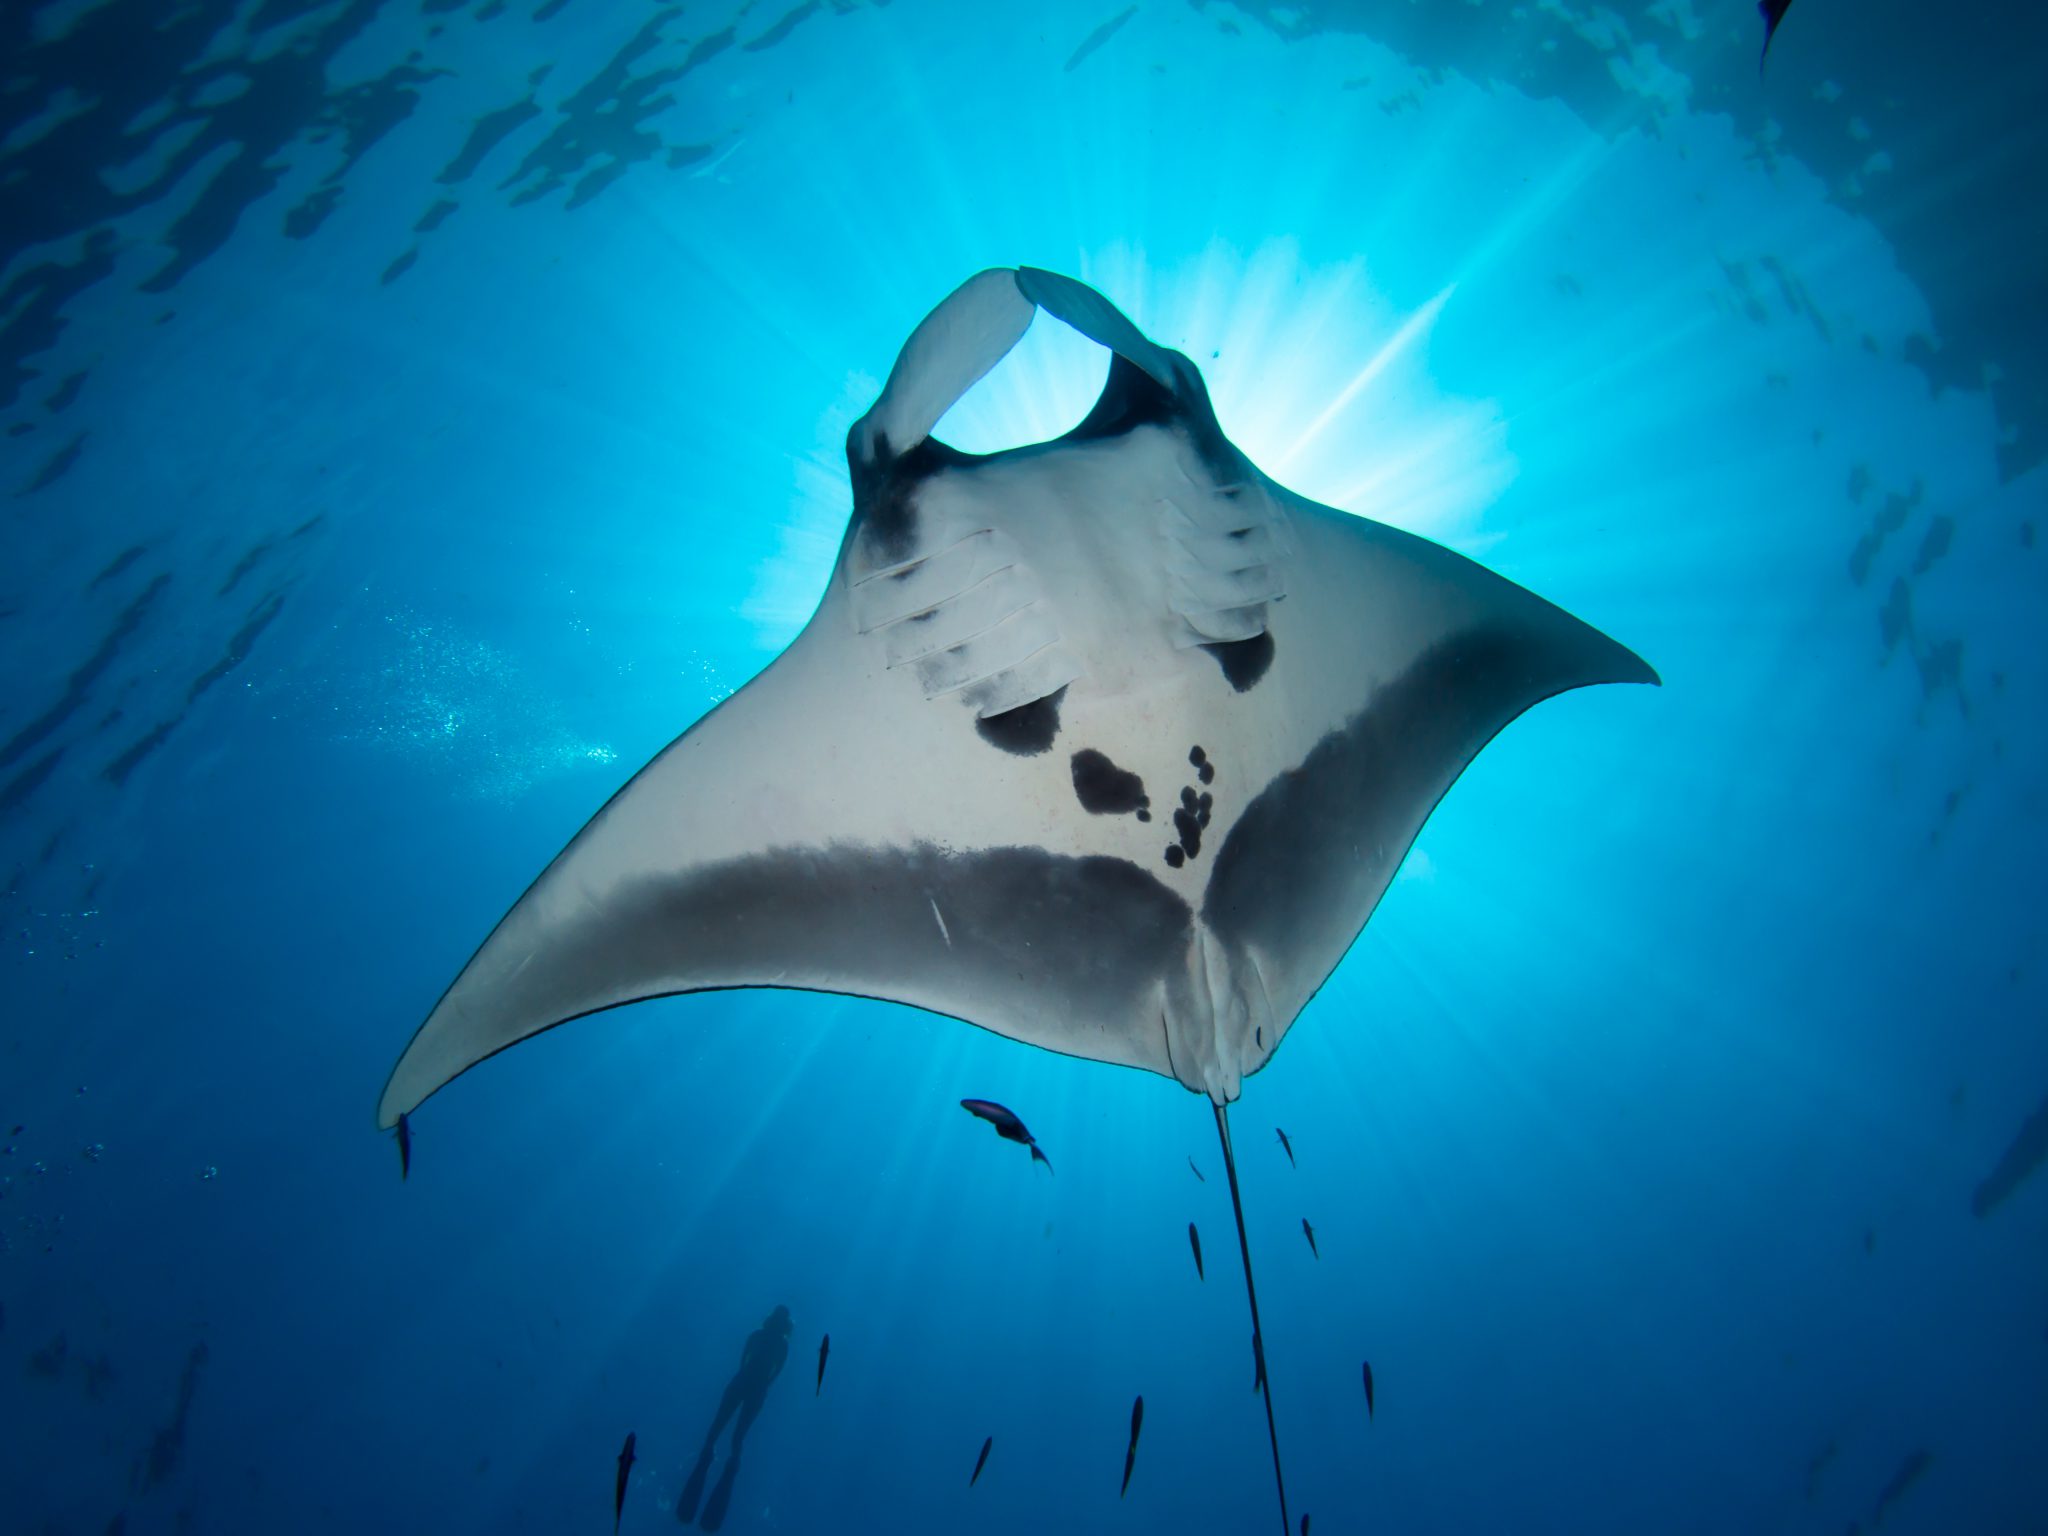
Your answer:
1216,1102 -> 1290,1536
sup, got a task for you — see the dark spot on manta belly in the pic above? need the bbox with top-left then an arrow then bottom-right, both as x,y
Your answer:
1071,749 -> 1150,816
1163,752 -> 1218,869
976,686 -> 1066,756
847,433 -> 977,567
1200,633 -> 1275,692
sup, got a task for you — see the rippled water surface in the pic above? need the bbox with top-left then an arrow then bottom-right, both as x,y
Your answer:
2,3 -> 2044,1532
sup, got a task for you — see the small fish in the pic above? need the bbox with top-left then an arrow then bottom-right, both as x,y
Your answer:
1188,1222 -> 1204,1281
816,1333 -> 829,1395
1363,1359 -> 1375,1419
1302,1218 -> 1318,1259
970,1435 -> 992,1487
613,1431 -> 635,1533
396,1112 -> 412,1180
1252,1331 -> 1266,1393
1758,0 -> 1793,67
1301,1517 -> 1311,1536
1275,1127 -> 1295,1168
960,1099 -> 1053,1173
1870,1449 -> 1931,1524
1188,1155 -> 1205,1183
1121,1395 -> 1144,1497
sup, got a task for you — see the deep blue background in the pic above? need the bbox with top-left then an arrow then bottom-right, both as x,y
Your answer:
2,2 -> 2044,1532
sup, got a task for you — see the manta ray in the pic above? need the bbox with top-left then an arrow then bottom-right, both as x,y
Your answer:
379,267 -> 1655,1532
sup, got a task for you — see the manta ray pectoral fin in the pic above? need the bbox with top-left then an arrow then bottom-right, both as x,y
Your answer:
379,270 -> 1209,1130
1201,501 -> 1659,1069
377,767 -> 1194,1125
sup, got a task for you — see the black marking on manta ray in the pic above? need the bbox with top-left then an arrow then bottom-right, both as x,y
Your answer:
849,321 -> 1252,573
1201,632 -> 1276,692
847,429 -> 980,567
1071,749 -> 1150,817
1067,351 -> 1179,440
1172,797 -> 1204,864
1190,745 -> 1216,785
1056,343 -> 1248,491
1201,623 -> 1655,961
500,840 -> 1198,1061
976,687 -> 1066,757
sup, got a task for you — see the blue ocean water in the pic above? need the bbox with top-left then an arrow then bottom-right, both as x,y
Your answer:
2,1 -> 2044,1532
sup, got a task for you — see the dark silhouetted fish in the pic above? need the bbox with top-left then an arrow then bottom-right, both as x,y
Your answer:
1758,0 -> 1794,67
1275,1127 -> 1295,1168
970,1435 -> 992,1486
1189,1222 -> 1204,1281
613,1431 -> 634,1533
816,1333 -> 829,1395
1363,1360 -> 1375,1419
396,1112 -> 411,1180
1121,1395 -> 1144,1497
1973,1091 -> 2048,1218
1301,1516 -> 1310,1535
1188,1155 -> 1205,1183
1805,1438 -> 1837,1501
960,1099 -> 1052,1173
1302,1218 -> 1317,1259
1252,1331 -> 1265,1393
1870,1449 -> 1931,1525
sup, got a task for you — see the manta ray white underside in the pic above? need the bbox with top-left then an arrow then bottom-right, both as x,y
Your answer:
379,266 -> 1655,1129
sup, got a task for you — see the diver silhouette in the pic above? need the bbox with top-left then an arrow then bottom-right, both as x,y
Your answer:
676,1305 -> 791,1530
